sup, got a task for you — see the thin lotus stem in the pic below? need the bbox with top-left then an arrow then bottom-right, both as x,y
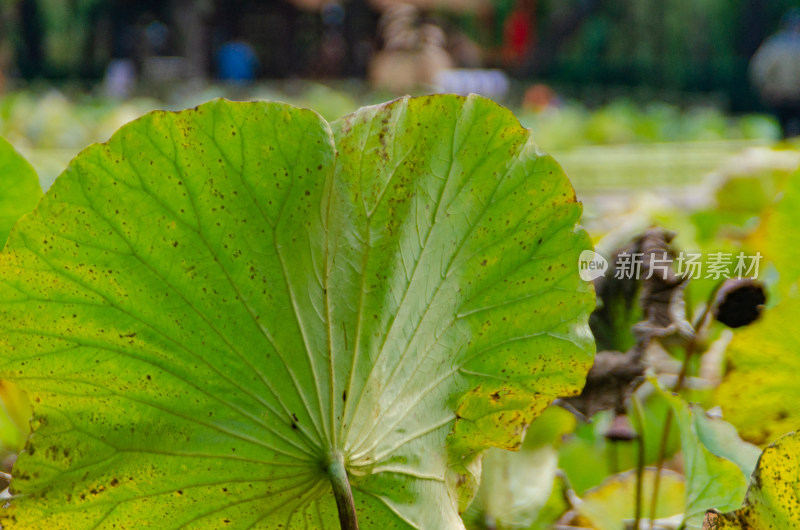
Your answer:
327,452 -> 359,530
648,284 -> 720,528
648,408 -> 673,529
608,439 -> 619,475
631,395 -> 646,530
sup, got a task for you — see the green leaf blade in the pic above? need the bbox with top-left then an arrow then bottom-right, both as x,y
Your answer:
705,431 -> 800,529
2,100 -> 338,529
329,95 -> 594,521
716,295 -> 800,446
660,393 -> 748,528
1,96 -> 594,528
0,136 -> 42,248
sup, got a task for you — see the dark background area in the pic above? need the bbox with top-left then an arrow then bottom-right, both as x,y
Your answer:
1,0 -> 800,112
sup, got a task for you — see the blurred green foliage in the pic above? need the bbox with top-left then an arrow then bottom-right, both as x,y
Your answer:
540,0 -> 800,110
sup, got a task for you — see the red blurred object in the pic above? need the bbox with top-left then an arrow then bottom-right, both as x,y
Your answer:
503,0 -> 536,65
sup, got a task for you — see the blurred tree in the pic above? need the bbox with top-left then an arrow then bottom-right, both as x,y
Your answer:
172,0 -> 212,80
531,0 -> 800,111
526,0 -> 601,75
16,0 -> 42,78
0,1 -> 17,89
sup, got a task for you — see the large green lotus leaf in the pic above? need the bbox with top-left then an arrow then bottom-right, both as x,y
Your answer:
0,136 -> 42,248
0,96 -> 594,528
703,431 -> 800,529
716,295 -> 800,446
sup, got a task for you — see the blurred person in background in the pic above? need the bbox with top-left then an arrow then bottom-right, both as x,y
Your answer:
751,8 -> 800,138
522,83 -> 559,112
369,4 -> 452,93
314,1 -> 348,77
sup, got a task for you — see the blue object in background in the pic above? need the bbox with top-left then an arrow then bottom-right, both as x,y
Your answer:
216,41 -> 258,83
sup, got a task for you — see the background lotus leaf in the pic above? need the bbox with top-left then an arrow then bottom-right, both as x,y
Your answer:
703,431 -> 800,529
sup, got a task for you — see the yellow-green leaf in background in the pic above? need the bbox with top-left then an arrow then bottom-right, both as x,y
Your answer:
572,468 -> 685,530
754,169 -> 800,294
462,406 -> 575,529
715,169 -> 800,450
716,294 -> 800,446
703,430 -> 800,529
